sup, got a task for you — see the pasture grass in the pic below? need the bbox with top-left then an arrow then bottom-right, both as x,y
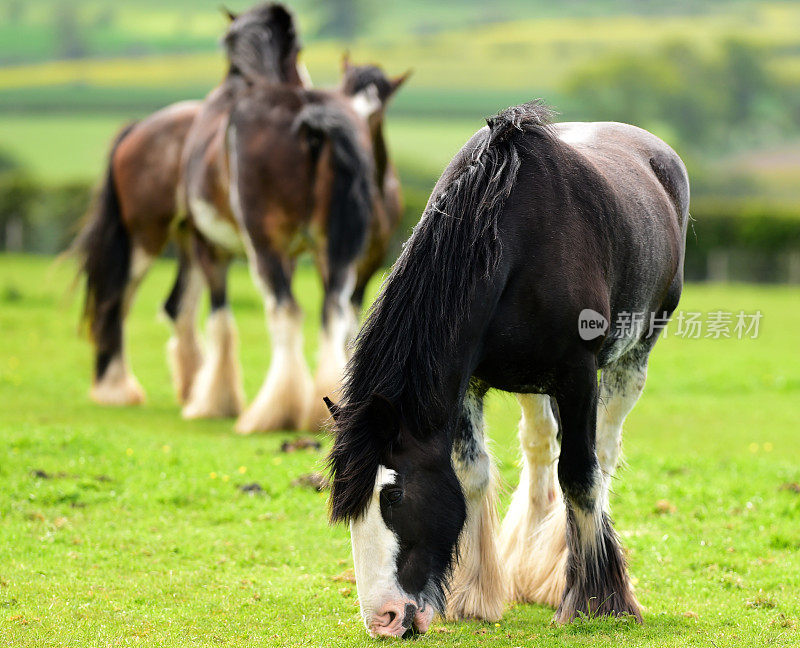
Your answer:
0,253 -> 799,647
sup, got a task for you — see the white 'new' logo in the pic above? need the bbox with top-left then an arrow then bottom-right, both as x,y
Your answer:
578,308 -> 608,341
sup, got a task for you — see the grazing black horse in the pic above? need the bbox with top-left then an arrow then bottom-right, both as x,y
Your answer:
326,101 -> 689,637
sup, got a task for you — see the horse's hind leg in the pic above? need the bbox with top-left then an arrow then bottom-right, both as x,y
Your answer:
499,394 -> 567,608
553,356 -> 642,624
596,348 -> 649,511
90,246 -> 153,406
446,386 -> 506,621
163,230 -> 204,404
235,249 -> 313,433
306,261 -> 358,431
182,236 -> 245,419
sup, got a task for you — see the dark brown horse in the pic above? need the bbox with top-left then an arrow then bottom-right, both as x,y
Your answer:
73,3 -> 308,406
179,59 -> 409,433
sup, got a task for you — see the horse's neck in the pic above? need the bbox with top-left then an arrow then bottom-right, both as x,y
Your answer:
225,58 -> 302,87
400,284 -> 498,436
280,58 -> 304,87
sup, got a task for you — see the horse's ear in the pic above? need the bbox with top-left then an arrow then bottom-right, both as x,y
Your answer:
389,69 -> 412,97
323,396 -> 340,421
341,50 -> 352,72
364,393 -> 400,442
220,6 -> 237,22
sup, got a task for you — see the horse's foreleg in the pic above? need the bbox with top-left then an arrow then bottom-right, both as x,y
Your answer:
90,246 -> 152,406
499,394 -> 567,608
445,387 -> 506,622
235,250 -> 312,433
164,232 -> 204,404
553,358 -> 641,624
182,238 -> 244,419
306,263 -> 357,431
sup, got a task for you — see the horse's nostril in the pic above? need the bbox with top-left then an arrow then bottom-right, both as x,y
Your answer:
386,610 -> 397,624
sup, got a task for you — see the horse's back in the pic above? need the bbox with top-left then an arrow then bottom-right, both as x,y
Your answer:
114,100 -> 202,243
116,100 -> 201,178
555,121 -> 689,225
549,121 -> 688,362
477,118 -> 689,378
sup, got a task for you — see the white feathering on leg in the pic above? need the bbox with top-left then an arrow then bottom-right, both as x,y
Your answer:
499,394 -> 567,607
182,308 -> 245,419
235,304 -> 312,433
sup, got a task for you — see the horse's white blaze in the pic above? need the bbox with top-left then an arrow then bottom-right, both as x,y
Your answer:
189,198 -> 244,254
350,84 -> 381,120
350,466 -> 403,628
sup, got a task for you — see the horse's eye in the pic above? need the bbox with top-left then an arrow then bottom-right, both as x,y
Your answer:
382,487 -> 403,506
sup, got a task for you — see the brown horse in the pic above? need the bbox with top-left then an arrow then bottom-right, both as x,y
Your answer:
73,3 -> 308,406
179,60 -> 409,433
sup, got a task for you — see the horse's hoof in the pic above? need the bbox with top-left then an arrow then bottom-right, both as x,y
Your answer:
90,376 -> 145,406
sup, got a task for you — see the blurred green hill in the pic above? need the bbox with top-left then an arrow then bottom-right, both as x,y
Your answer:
2,2 -> 799,160
1,0 -> 799,280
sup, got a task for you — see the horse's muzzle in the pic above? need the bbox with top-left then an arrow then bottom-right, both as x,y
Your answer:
369,600 -> 433,638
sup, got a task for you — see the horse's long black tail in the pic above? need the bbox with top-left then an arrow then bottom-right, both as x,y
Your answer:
294,104 -> 374,282
72,122 -> 137,379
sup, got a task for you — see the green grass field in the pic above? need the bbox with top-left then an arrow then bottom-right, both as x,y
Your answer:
0,113 -> 483,184
0,254 -> 798,646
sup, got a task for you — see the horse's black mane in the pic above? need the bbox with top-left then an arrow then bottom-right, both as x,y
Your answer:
328,101 -> 555,522
223,3 -> 300,84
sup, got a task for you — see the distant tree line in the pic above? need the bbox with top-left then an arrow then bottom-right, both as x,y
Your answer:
563,39 -> 800,154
